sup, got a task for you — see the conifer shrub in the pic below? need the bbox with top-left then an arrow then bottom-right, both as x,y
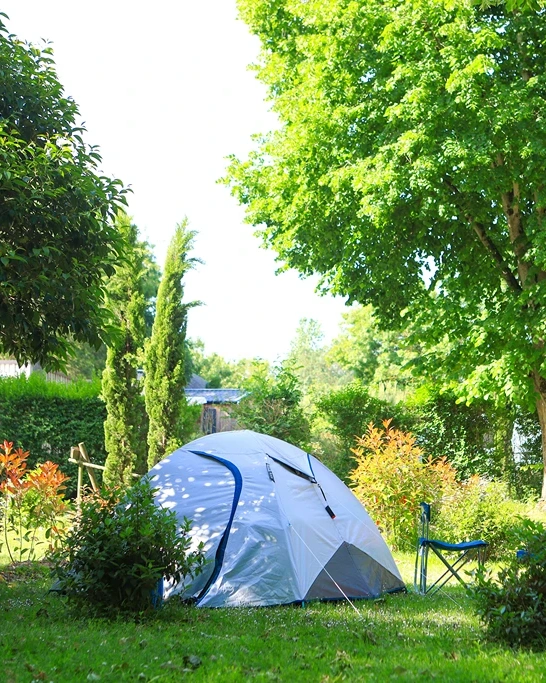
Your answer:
102,213 -> 148,487
51,477 -> 205,614
470,518 -> 546,649
145,220 -> 198,469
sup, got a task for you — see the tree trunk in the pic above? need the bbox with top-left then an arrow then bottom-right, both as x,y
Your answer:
533,373 -> 546,500
494,411 -> 516,491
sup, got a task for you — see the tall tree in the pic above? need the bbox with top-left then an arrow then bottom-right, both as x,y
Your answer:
228,0 -> 546,496
328,306 -> 417,400
0,16 -> 126,368
286,318 -> 349,396
102,213 -> 147,487
145,220 -> 197,468
141,245 -> 162,338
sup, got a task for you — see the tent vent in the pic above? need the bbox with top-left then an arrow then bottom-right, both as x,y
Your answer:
267,454 -> 317,483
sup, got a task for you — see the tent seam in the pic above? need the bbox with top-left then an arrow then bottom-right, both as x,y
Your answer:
189,450 -> 243,605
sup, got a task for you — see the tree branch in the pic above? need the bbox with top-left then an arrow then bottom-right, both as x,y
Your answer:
472,221 -> 522,293
442,176 -> 522,293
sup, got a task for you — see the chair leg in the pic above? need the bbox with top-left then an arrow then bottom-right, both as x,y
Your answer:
421,543 -> 429,594
414,542 -> 429,595
413,543 -> 420,592
423,547 -> 482,596
433,547 -> 468,587
426,549 -> 466,595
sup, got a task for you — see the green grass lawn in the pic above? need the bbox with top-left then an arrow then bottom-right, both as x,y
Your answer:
1,554 -> 546,682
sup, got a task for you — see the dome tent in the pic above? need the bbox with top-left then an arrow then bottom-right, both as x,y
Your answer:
150,430 -> 405,607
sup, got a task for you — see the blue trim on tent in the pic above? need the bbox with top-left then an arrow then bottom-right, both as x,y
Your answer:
307,453 -> 316,478
310,586 -> 407,603
189,450 -> 243,605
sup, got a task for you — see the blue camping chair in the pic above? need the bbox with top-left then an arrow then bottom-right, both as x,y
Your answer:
414,502 -> 488,595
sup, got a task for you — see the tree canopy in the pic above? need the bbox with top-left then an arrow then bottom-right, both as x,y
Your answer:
286,317 -> 350,396
228,0 -> 546,494
328,305 -> 416,398
0,15 -> 126,368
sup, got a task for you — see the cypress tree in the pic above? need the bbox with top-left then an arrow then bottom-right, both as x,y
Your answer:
145,220 -> 197,468
103,213 -> 147,487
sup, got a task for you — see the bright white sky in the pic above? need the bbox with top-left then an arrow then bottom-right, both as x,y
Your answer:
3,0 -> 349,362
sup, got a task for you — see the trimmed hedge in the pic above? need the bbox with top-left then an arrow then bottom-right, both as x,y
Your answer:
0,374 -> 106,497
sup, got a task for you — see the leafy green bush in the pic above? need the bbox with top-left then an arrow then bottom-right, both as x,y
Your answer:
51,477 -> 205,614
234,362 -> 311,449
405,386 -> 499,478
315,382 -> 411,480
433,479 -> 528,559
349,420 -> 458,551
470,518 -> 546,649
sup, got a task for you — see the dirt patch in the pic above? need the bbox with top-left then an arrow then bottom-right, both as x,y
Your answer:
0,560 -> 52,584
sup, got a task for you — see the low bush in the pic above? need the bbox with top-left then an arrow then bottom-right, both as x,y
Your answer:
470,518 -> 546,649
0,440 -> 70,562
433,479 -> 528,559
51,477 -> 205,614
349,420 -> 458,551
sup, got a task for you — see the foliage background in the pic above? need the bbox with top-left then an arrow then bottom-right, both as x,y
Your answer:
0,375 -> 105,496
233,362 -> 312,450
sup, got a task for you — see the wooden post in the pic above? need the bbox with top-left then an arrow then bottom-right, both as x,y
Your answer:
71,446 -> 83,506
77,442 -> 99,492
69,443 -> 141,499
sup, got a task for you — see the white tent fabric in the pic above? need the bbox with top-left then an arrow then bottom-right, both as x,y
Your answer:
150,430 -> 405,607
